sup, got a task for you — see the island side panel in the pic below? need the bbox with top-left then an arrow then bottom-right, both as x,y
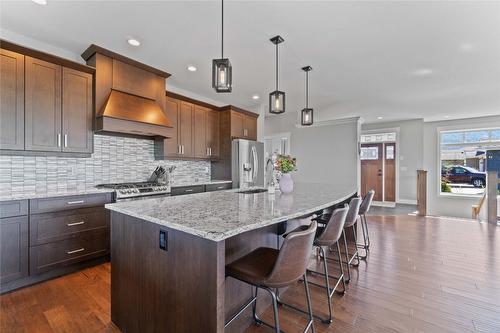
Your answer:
111,211 -> 225,333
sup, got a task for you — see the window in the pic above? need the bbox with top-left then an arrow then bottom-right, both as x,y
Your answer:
360,146 -> 379,160
440,128 -> 500,196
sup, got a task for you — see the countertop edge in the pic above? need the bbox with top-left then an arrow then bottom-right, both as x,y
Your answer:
105,187 -> 358,242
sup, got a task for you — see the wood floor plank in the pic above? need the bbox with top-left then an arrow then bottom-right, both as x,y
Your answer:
1,213 -> 499,333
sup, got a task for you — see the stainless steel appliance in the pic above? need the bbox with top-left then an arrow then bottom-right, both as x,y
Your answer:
232,139 -> 264,188
97,182 -> 170,201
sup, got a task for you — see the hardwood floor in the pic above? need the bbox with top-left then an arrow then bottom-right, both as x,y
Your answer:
1,214 -> 499,333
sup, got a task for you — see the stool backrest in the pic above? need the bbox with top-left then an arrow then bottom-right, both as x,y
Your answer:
316,206 -> 349,244
359,190 -> 375,215
266,221 -> 317,286
344,197 -> 362,228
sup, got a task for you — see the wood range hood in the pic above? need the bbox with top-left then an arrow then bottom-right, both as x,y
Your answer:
81,44 -> 173,138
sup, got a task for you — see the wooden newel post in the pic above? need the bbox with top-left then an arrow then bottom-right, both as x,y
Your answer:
487,171 -> 498,224
417,170 -> 427,216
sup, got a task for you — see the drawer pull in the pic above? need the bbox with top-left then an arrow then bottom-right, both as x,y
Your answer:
67,221 -> 85,227
67,200 -> 85,205
217,186 -> 224,189
185,189 -> 194,192
67,248 -> 85,255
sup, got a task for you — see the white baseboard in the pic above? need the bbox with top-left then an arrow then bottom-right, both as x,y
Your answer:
372,201 -> 396,208
397,199 -> 417,205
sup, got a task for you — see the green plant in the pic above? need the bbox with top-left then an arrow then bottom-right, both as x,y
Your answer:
441,180 -> 452,193
275,154 -> 297,174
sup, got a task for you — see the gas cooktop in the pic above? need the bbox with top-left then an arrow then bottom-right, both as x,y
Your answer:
97,182 -> 170,200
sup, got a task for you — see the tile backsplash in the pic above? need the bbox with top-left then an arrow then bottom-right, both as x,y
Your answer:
0,134 -> 211,198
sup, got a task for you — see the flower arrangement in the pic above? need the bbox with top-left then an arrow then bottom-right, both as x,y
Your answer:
275,154 -> 297,174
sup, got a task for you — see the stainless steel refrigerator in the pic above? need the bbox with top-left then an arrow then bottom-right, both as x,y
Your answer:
232,139 -> 265,188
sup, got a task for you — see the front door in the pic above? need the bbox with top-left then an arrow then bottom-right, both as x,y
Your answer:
361,143 -> 383,201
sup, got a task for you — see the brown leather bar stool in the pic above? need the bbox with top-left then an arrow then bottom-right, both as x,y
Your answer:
357,190 -> 375,255
225,222 -> 317,333
277,206 -> 348,324
325,197 -> 362,283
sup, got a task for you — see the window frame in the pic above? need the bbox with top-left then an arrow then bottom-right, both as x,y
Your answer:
437,125 -> 500,199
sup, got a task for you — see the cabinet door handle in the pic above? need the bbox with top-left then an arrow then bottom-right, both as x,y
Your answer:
210,148 -> 212,156
67,248 -> 85,255
217,186 -> 224,189
185,189 -> 194,192
67,200 -> 85,205
67,221 -> 85,227
206,147 -> 209,156
64,134 -> 68,148
57,133 -> 61,147
182,145 -> 185,154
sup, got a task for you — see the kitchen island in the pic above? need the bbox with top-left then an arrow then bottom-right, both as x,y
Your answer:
106,183 -> 356,333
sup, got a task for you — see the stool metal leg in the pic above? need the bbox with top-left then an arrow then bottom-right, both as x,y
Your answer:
319,246 -> 333,323
303,274 -> 316,333
363,214 -> 371,248
342,231 -> 351,283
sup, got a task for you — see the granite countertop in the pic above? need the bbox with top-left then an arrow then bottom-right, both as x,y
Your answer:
0,188 -> 115,202
170,180 -> 232,187
105,182 -> 357,242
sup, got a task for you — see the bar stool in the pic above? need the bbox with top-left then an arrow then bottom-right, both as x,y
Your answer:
277,206 -> 348,324
358,190 -> 375,255
325,197 -> 362,283
225,222 -> 317,333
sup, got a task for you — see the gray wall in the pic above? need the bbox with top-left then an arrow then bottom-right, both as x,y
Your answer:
265,113 -> 360,190
0,134 -> 210,198
362,119 -> 424,203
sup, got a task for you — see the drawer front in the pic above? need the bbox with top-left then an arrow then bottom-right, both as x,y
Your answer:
30,231 -> 109,275
30,192 -> 113,214
205,183 -> 232,192
171,185 -> 205,196
0,200 -> 28,218
0,216 -> 29,283
30,207 -> 109,245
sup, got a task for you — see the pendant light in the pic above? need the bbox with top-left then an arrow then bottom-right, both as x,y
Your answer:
269,35 -> 285,114
212,0 -> 232,93
301,66 -> 313,126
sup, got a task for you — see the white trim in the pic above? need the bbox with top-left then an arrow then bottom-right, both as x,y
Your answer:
397,199 -> 417,205
372,201 -> 396,208
295,116 -> 360,128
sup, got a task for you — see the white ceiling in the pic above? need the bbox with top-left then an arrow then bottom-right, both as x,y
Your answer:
1,0 -> 499,123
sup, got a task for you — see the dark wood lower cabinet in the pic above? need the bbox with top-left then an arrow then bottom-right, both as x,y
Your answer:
0,216 -> 29,284
0,193 -> 112,294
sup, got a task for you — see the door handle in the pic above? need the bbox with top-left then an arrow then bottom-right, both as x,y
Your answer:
209,147 -> 212,156
57,133 -> 61,147
252,146 -> 258,183
64,134 -> 68,148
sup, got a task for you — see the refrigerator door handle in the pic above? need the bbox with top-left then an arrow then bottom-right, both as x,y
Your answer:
252,145 -> 258,183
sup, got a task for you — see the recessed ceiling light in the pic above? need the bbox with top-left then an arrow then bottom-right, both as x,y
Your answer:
252,95 -> 260,100
444,115 -> 451,119
377,116 -> 384,120
187,65 -> 197,72
32,0 -> 47,4
412,68 -> 434,76
127,38 -> 141,47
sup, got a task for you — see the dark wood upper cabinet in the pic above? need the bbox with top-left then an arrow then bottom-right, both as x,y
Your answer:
179,102 -> 194,157
193,105 -> 207,158
0,49 -> 24,150
62,67 -> 93,153
24,56 -> 62,152
163,97 -> 180,158
230,111 -> 245,139
206,109 -> 220,158
244,115 -> 257,140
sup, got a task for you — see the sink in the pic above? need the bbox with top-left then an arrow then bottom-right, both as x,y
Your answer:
237,189 -> 268,194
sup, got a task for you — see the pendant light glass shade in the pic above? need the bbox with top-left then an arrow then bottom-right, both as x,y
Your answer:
269,35 -> 285,114
212,0 -> 232,93
301,66 -> 313,126
212,58 -> 232,93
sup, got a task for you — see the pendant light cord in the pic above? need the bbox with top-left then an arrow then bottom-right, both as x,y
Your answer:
306,71 -> 309,108
221,0 -> 224,59
275,43 -> 279,90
